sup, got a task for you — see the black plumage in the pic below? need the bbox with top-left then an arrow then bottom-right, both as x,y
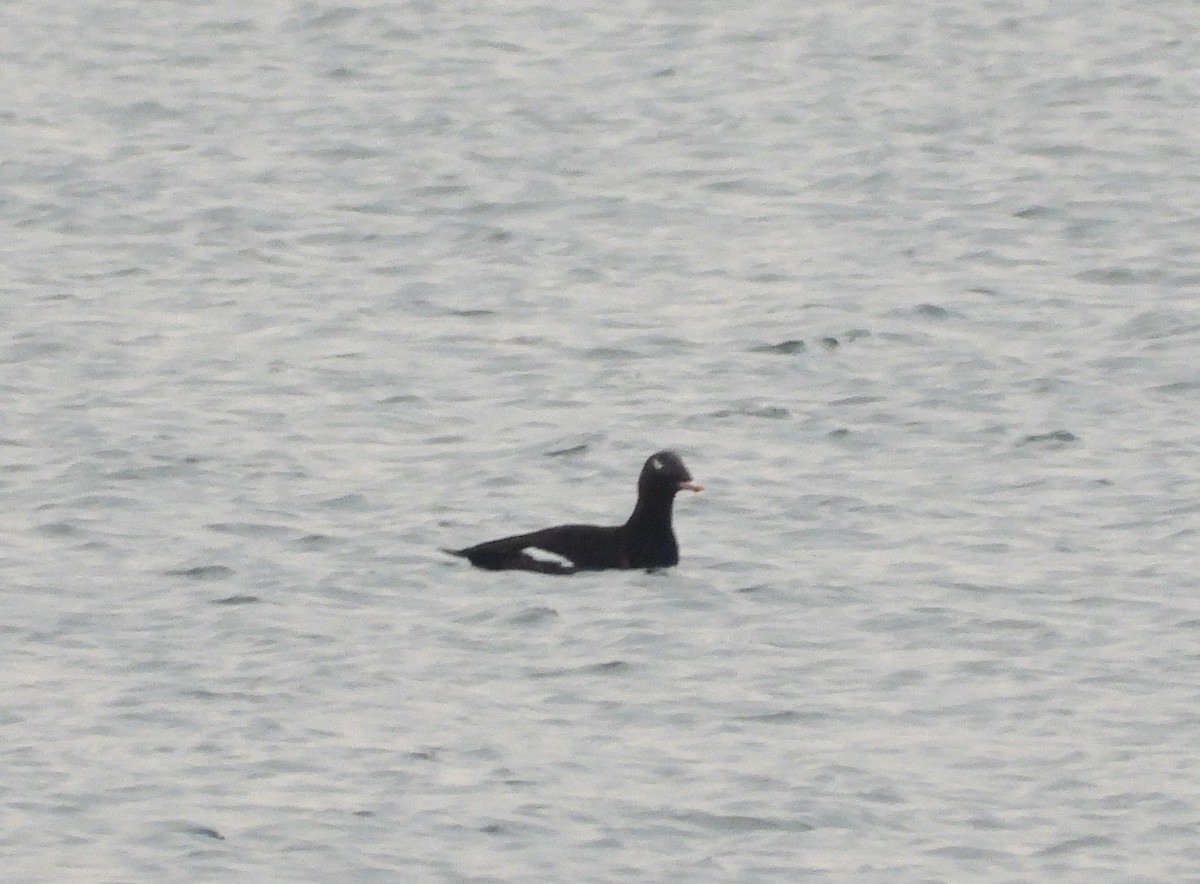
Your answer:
445,450 -> 702,574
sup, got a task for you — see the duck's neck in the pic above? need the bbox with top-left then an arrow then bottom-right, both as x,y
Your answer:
625,490 -> 676,531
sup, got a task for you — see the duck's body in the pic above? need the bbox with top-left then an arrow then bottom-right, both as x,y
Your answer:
445,450 -> 702,574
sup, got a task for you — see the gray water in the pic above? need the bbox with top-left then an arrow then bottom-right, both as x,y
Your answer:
4,0 -> 1199,880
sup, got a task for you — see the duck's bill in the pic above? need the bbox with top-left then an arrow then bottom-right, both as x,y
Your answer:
678,481 -> 704,492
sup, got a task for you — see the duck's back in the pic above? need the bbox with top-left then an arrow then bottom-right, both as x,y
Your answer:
450,524 -> 628,572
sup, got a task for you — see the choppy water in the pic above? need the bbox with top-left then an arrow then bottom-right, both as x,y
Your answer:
3,0 -> 1199,880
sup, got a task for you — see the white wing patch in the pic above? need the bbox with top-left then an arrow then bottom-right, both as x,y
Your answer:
526,547 -> 575,569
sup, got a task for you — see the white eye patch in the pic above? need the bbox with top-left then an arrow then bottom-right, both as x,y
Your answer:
651,458 -> 663,470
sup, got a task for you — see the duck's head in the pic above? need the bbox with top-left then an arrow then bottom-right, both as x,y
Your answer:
638,450 -> 703,496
